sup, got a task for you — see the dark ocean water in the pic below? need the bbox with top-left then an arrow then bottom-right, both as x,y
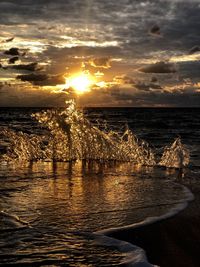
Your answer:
85,108 -> 200,167
0,107 -> 199,266
1,107 -> 200,165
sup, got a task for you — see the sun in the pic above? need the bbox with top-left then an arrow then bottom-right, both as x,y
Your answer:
66,72 -> 94,94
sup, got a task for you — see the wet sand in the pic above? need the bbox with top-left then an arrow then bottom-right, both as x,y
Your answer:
110,177 -> 200,267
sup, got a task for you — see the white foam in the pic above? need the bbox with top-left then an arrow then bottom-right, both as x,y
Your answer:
94,182 -> 194,267
93,233 -> 154,266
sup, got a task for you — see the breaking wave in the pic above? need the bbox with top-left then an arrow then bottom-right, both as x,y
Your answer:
0,100 -> 190,168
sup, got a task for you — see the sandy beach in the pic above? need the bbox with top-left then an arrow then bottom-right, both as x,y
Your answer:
109,176 -> 200,267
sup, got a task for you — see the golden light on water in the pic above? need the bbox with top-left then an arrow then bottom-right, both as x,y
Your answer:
66,72 -> 95,94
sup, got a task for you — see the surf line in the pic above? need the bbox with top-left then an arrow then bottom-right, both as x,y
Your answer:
93,183 -> 194,267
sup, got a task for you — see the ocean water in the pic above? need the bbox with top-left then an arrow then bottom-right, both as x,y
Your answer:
0,107 -> 199,266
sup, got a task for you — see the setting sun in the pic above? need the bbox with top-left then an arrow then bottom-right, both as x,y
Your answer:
66,73 -> 94,94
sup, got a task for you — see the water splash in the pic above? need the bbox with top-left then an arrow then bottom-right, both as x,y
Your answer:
0,101 -> 189,168
159,137 -> 190,168
0,128 -> 47,161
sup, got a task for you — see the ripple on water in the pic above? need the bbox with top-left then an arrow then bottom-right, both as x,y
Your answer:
0,161 -> 193,266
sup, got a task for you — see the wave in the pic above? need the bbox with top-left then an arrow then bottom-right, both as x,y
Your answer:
93,183 -> 194,266
0,101 -> 193,265
0,100 -> 190,168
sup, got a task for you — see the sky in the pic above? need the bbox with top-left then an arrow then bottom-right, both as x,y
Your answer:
0,0 -> 200,107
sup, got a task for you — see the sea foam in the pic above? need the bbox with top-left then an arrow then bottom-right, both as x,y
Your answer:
94,182 -> 194,266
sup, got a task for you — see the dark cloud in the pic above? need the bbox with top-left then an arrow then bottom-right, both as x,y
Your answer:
8,56 -> 19,64
151,76 -> 158,83
114,75 -> 134,84
90,57 -> 111,68
179,61 -> 200,82
46,45 -> 121,58
134,82 -> 163,91
0,64 -> 7,70
115,76 -> 162,93
16,73 -> 65,86
149,24 -> 161,36
11,62 -> 40,71
5,37 -> 14,42
0,62 -> 39,71
139,62 -> 177,74
160,2 -> 200,52
102,84 -> 200,107
0,0 -> 200,107
17,73 -> 48,83
188,45 -> 200,55
4,47 -> 20,56
42,45 -> 122,74
0,37 -> 15,43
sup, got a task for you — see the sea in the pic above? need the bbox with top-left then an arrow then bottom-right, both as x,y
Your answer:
0,106 -> 199,266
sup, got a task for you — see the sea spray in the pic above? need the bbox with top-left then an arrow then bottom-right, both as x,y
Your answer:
0,100 -> 189,168
0,128 -> 47,161
159,137 -> 190,168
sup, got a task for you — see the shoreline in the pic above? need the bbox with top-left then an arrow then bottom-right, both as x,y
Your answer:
108,177 -> 200,267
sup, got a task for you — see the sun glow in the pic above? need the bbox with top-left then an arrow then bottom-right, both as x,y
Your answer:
66,72 -> 94,94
